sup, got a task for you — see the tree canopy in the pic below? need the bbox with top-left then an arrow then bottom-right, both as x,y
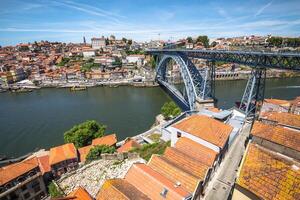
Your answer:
86,145 -> 116,162
64,120 -> 106,148
186,37 -> 193,43
161,101 -> 181,120
196,35 -> 209,48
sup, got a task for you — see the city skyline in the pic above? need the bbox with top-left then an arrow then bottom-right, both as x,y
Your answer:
0,0 -> 300,46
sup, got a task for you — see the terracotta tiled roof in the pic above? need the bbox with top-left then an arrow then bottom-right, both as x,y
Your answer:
67,187 -> 93,200
96,179 -> 150,200
37,155 -> 51,175
251,121 -> 300,152
174,137 -> 218,166
264,99 -> 291,107
125,163 -> 191,200
117,138 -> 141,153
237,144 -> 300,200
92,134 -> 117,147
172,115 -> 233,148
148,155 -> 199,193
0,157 -> 39,186
164,147 -> 209,178
78,145 -> 93,163
261,112 -> 300,128
49,143 -> 77,166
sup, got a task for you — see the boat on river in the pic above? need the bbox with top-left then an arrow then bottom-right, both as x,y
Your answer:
70,85 -> 87,91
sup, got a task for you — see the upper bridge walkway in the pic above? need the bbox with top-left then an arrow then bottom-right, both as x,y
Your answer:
147,49 -> 300,71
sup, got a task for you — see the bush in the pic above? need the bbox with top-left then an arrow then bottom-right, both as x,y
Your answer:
161,101 -> 181,120
48,181 -> 63,198
86,145 -> 116,162
64,120 -> 106,148
130,141 -> 170,161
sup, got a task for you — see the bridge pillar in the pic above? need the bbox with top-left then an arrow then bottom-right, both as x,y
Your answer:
239,68 -> 266,118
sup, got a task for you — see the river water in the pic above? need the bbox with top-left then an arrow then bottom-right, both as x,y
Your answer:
0,78 -> 299,157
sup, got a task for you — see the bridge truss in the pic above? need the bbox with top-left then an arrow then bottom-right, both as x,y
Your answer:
149,49 -> 300,117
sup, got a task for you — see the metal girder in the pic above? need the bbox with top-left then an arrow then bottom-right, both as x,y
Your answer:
147,49 -> 300,71
155,53 -> 211,110
239,68 -> 266,117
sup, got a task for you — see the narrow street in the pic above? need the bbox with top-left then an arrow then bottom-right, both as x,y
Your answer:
203,122 -> 252,200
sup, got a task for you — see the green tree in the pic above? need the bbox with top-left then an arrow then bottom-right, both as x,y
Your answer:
186,36 -> 193,43
48,181 -> 63,198
267,37 -> 283,47
86,145 -> 116,162
150,56 -> 156,69
161,101 -> 181,120
196,35 -> 209,48
122,37 -> 127,43
64,120 -> 106,148
127,39 -> 133,45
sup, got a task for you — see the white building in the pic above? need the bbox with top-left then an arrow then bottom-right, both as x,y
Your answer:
82,48 -> 95,58
91,37 -> 106,49
126,55 -> 145,67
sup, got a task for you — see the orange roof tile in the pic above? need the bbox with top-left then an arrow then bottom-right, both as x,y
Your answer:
237,144 -> 300,200
117,138 -> 141,153
172,115 -> 233,148
174,137 -> 217,166
96,179 -> 150,200
251,121 -> 300,152
125,163 -> 191,200
164,147 -> 209,178
49,143 -> 77,166
92,134 -> 117,147
78,145 -> 93,163
67,187 -> 93,200
0,157 -> 39,186
37,155 -> 51,175
261,112 -> 300,128
148,155 -> 200,193
264,99 -> 291,107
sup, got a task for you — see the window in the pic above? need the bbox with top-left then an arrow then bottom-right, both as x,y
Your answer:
21,185 -> 27,191
160,188 -> 168,198
177,131 -> 182,138
24,192 -> 30,199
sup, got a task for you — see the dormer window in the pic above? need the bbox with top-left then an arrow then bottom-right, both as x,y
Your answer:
177,131 -> 182,138
160,188 -> 168,198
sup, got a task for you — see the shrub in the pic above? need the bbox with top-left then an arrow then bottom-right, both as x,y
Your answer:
64,120 -> 106,148
130,141 -> 170,161
161,101 -> 181,120
48,181 -> 63,198
86,145 -> 116,162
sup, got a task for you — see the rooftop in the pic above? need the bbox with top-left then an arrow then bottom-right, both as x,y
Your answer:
92,134 -> 117,147
172,114 -> 233,148
148,155 -> 200,193
96,179 -> 150,200
78,145 -> 93,163
117,138 -> 141,153
67,187 -> 93,200
125,163 -> 191,200
37,155 -> 51,175
49,143 -> 77,166
237,143 -> 300,200
261,112 -> 300,128
174,137 -> 218,166
251,121 -> 300,152
264,98 -> 291,106
0,157 -> 39,186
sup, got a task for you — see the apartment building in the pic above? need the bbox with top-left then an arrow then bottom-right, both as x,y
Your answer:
0,157 -> 47,200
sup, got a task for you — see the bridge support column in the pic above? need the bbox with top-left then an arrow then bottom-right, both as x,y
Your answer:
239,68 -> 266,119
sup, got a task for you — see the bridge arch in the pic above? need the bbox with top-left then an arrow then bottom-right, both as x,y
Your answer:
155,53 -> 212,110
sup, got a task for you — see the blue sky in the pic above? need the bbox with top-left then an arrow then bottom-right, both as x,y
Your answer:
0,0 -> 300,46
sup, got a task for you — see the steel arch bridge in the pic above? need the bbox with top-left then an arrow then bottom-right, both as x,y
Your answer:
147,49 -> 300,116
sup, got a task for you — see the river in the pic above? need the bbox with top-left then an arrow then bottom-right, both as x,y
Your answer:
0,78 -> 299,157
